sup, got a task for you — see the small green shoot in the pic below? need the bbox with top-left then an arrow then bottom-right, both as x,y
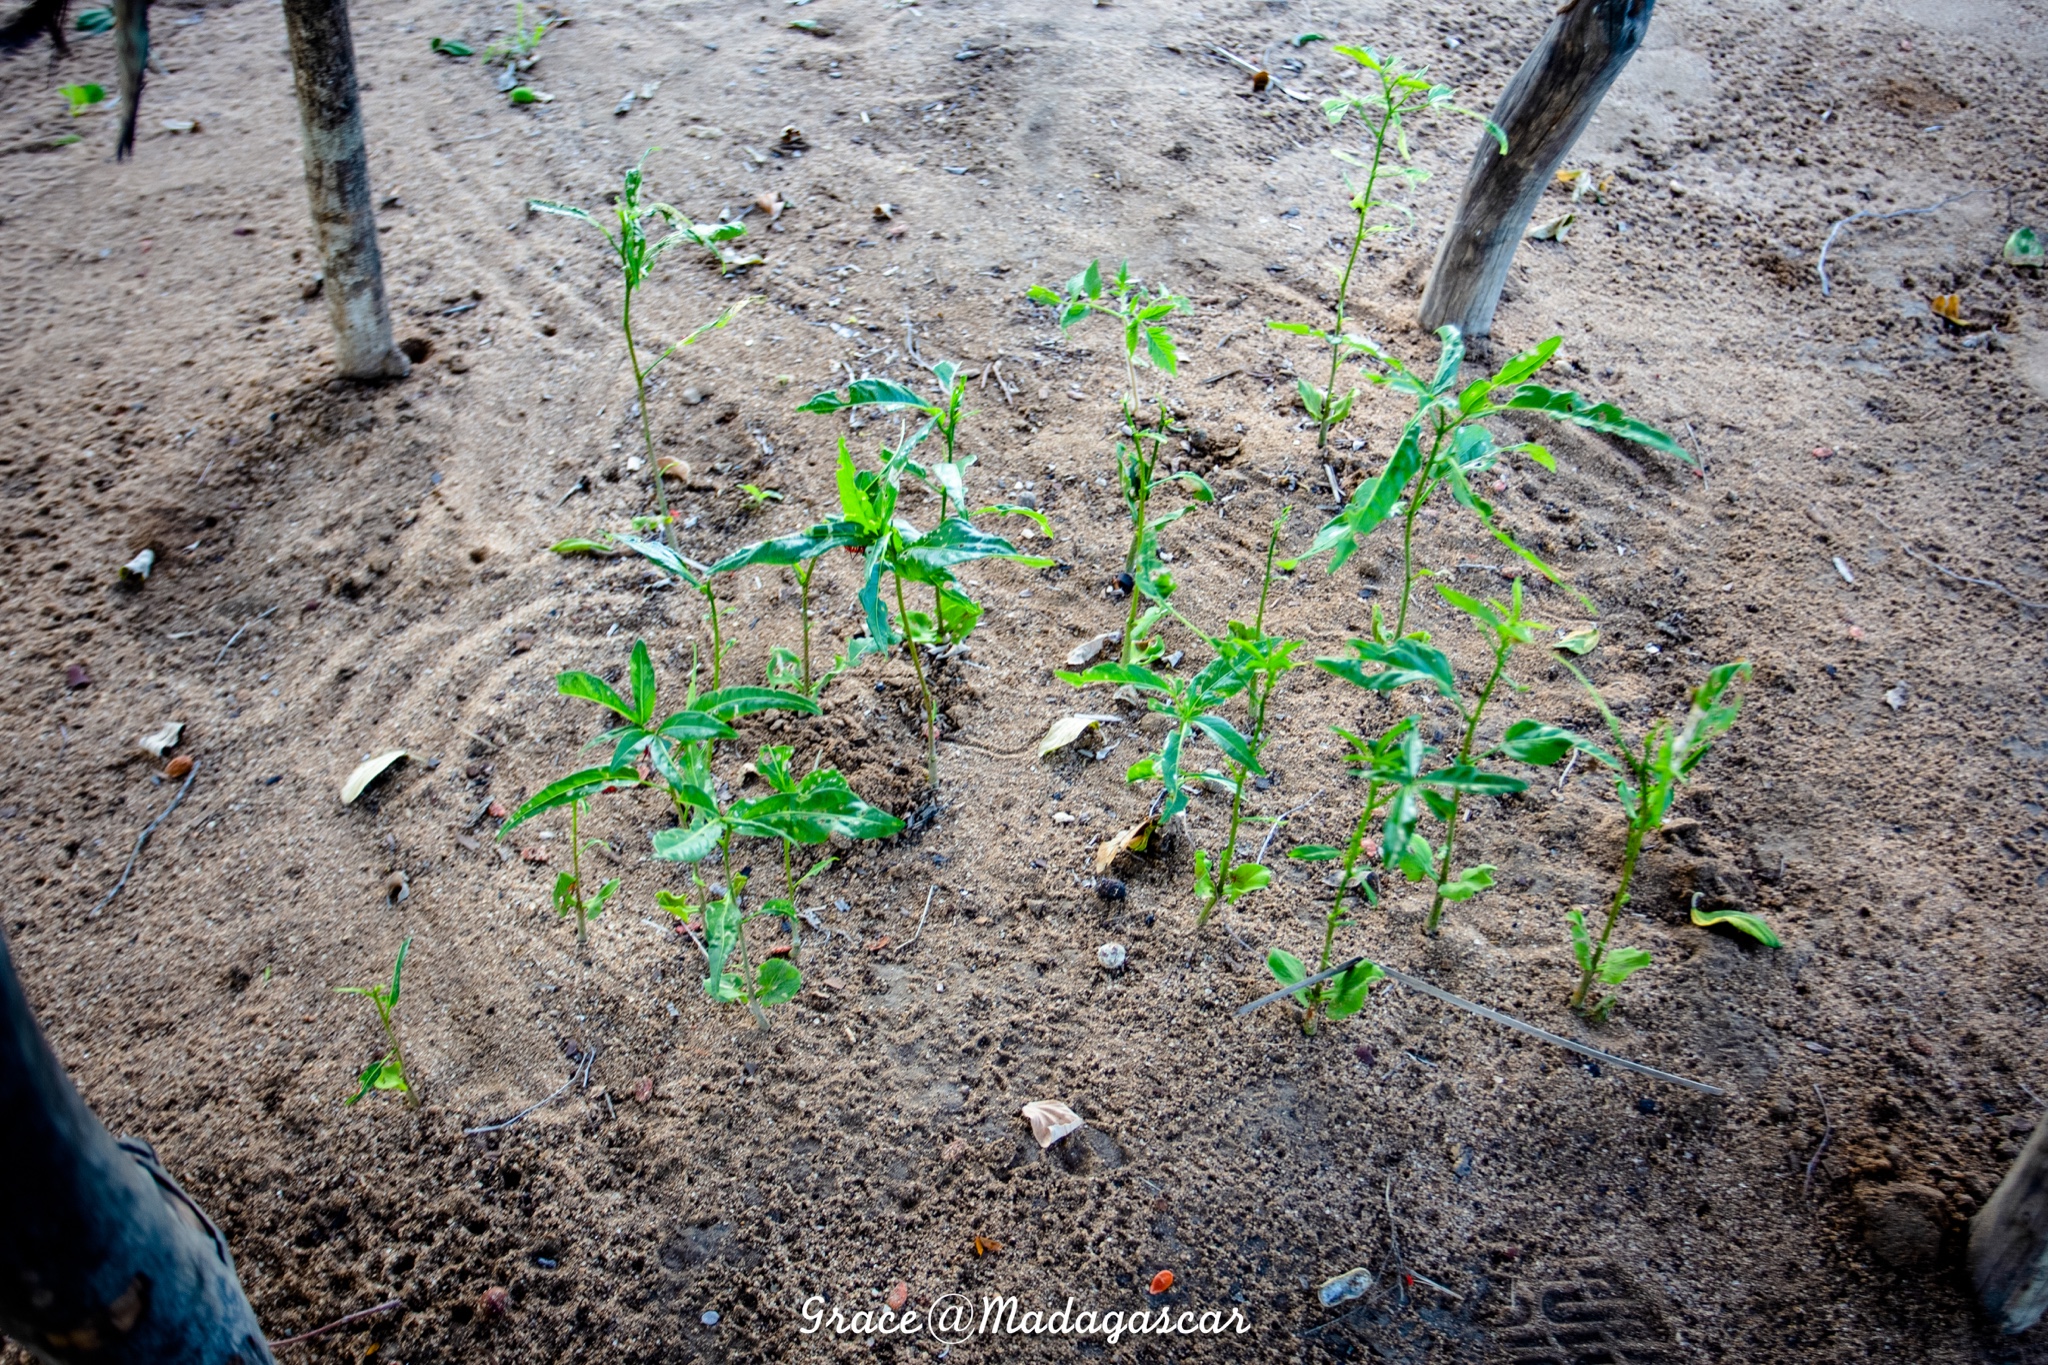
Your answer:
674,217 -> 765,275
1266,47 -> 1498,451
1559,660 -> 1764,1015
337,938 -> 418,1107
739,483 -> 783,504
1060,653 -> 1257,841
1028,260 -> 1210,664
60,83 -> 107,116
527,151 -> 751,548
485,0 -> 554,64
429,36 -> 474,56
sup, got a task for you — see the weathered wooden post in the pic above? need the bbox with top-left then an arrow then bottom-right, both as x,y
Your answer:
1971,1123 -> 2048,1333
0,927 -> 275,1363
1418,0 -> 1654,341
281,0 -> 409,380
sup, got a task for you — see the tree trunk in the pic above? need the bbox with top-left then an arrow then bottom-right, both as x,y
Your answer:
1971,1119 -> 2048,1333
0,928 -> 275,1364
281,0 -> 408,380
1418,0 -> 1654,341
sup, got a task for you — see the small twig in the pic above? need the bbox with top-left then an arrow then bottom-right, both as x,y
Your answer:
463,1077 -> 575,1135
905,312 -> 934,372
1817,192 -> 1976,296
1401,1270 -> 1464,1301
1256,791 -> 1323,864
1238,958 -> 1727,1094
1683,421 -> 1710,495
1384,1178 -> 1406,1305
92,764 -> 199,916
270,1298 -> 404,1347
1553,749 -> 1580,795
1805,1082 -> 1835,1198
1202,368 -> 1244,386
1324,463 -> 1344,505
894,885 -> 938,953
1895,540 -> 2045,610
211,606 -> 277,667
1205,44 -> 1314,101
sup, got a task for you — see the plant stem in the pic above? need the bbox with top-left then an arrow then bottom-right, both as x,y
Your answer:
1423,646 -> 1509,934
1316,112 -> 1390,451
1307,780 -> 1382,1033
570,800 -> 587,950
783,839 -> 800,966
384,1014 -> 418,1108
702,582 -> 724,691
622,291 -> 676,550
797,560 -> 815,697
1573,817 -> 1648,1010
892,567 -> 939,786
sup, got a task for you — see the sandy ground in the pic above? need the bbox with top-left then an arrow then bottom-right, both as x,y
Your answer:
2,0 -> 2047,1359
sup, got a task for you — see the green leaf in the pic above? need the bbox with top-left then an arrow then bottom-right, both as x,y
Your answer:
1145,326 -> 1179,374
1225,862 -> 1272,900
1500,385 -> 1689,462
627,640 -> 657,726
1289,845 -> 1344,861
1192,715 -> 1263,773
614,534 -> 703,586
651,818 -> 727,863
75,7 -> 113,32
2003,227 -> 2044,268
1428,325 -> 1466,395
1325,959 -> 1384,1019
656,889 -> 696,923
556,670 -> 635,721
692,686 -> 822,720
898,518 -> 1030,574
654,710 -> 740,741
1316,638 -> 1456,699
1265,948 -> 1307,987
1058,661 -> 1171,693
1496,719 -> 1612,768
1555,626 -> 1600,656
1565,908 -> 1595,971
729,783 -> 905,844
1192,848 -> 1216,904
1267,320 -> 1322,337
1422,764 -> 1526,795
1290,31 -> 1328,45
60,83 -> 107,113
549,537 -> 615,555
430,35 -> 474,55
1436,864 -> 1496,901
1690,902 -> 1782,948
755,957 -> 802,1006
1599,946 -> 1653,985
1306,422 -> 1425,571
498,767 -> 641,837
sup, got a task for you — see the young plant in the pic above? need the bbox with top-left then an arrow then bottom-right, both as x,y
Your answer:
485,0 -> 553,64
1193,512 -> 1301,924
1303,331 -> 1692,642
798,362 -> 1049,647
674,217 -> 765,275
1028,261 -> 1211,663
652,743 -> 903,1024
1267,47 -> 1499,450
527,153 -> 749,545
60,83 -> 107,116
1314,585 -> 1588,932
1060,653 -> 1260,887
1562,660 -> 1771,1017
337,937 -> 418,1108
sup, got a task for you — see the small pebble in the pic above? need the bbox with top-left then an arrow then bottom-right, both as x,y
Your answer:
887,1281 -> 909,1311
701,1309 -> 721,1326
479,1286 -> 511,1318
1096,878 -> 1126,901
165,755 -> 194,779
1097,943 -> 1127,971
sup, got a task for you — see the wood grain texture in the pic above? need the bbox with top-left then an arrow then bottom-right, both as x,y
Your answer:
1971,1120 -> 2048,1333
1419,0 -> 1655,340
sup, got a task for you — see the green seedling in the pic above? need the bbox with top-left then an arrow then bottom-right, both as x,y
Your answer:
652,743 -> 902,1025
485,0 -> 554,64
612,536 -> 735,690
1061,653 -> 1258,858
337,937 -> 418,1107
1303,328 -> 1690,640
1282,720 -> 1422,1033
798,363 -> 1049,646
74,8 -> 113,32
1314,584 -> 1588,933
675,217 -> 765,275
1561,660 -> 1769,1017
739,484 -> 783,504
1267,47 -> 1498,451
1193,512 -> 1301,924
507,86 -> 553,105
1028,260 -> 1211,663
60,83 -> 106,116
550,797 -> 619,949
429,36 -> 474,56
527,152 -> 750,545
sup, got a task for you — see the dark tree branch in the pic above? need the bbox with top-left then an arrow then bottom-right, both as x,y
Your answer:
1419,0 -> 1654,341
0,927 -> 274,1363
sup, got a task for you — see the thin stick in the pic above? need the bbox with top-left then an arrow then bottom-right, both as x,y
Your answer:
211,606 -> 277,667
1238,957 -> 1726,1095
894,885 -> 937,953
1895,541 -> 2045,610
1816,192 -> 1976,296
270,1298 -> 403,1347
1205,45 -> 1314,102
463,1077 -> 574,1135
92,764 -> 198,916
1384,1178 -> 1406,1305
1805,1082 -> 1835,1198
1402,1270 -> 1464,1301
1553,749 -> 1580,795
1325,464 -> 1344,505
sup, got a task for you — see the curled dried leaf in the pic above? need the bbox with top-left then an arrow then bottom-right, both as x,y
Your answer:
1094,818 -> 1155,875
1020,1099 -> 1084,1148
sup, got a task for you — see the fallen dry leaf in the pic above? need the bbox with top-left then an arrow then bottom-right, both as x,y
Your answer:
138,721 -> 184,758
755,190 -> 785,221
1064,633 -> 1119,667
971,1234 -> 1002,1257
341,750 -> 407,804
64,663 -> 93,689
1020,1099 -> 1085,1148
1930,293 -> 1964,325
1094,818 -> 1155,875
865,936 -> 892,952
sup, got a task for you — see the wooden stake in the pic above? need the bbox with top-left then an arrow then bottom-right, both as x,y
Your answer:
1971,1120 -> 2048,1333
1419,0 -> 1655,341
281,0 -> 409,379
